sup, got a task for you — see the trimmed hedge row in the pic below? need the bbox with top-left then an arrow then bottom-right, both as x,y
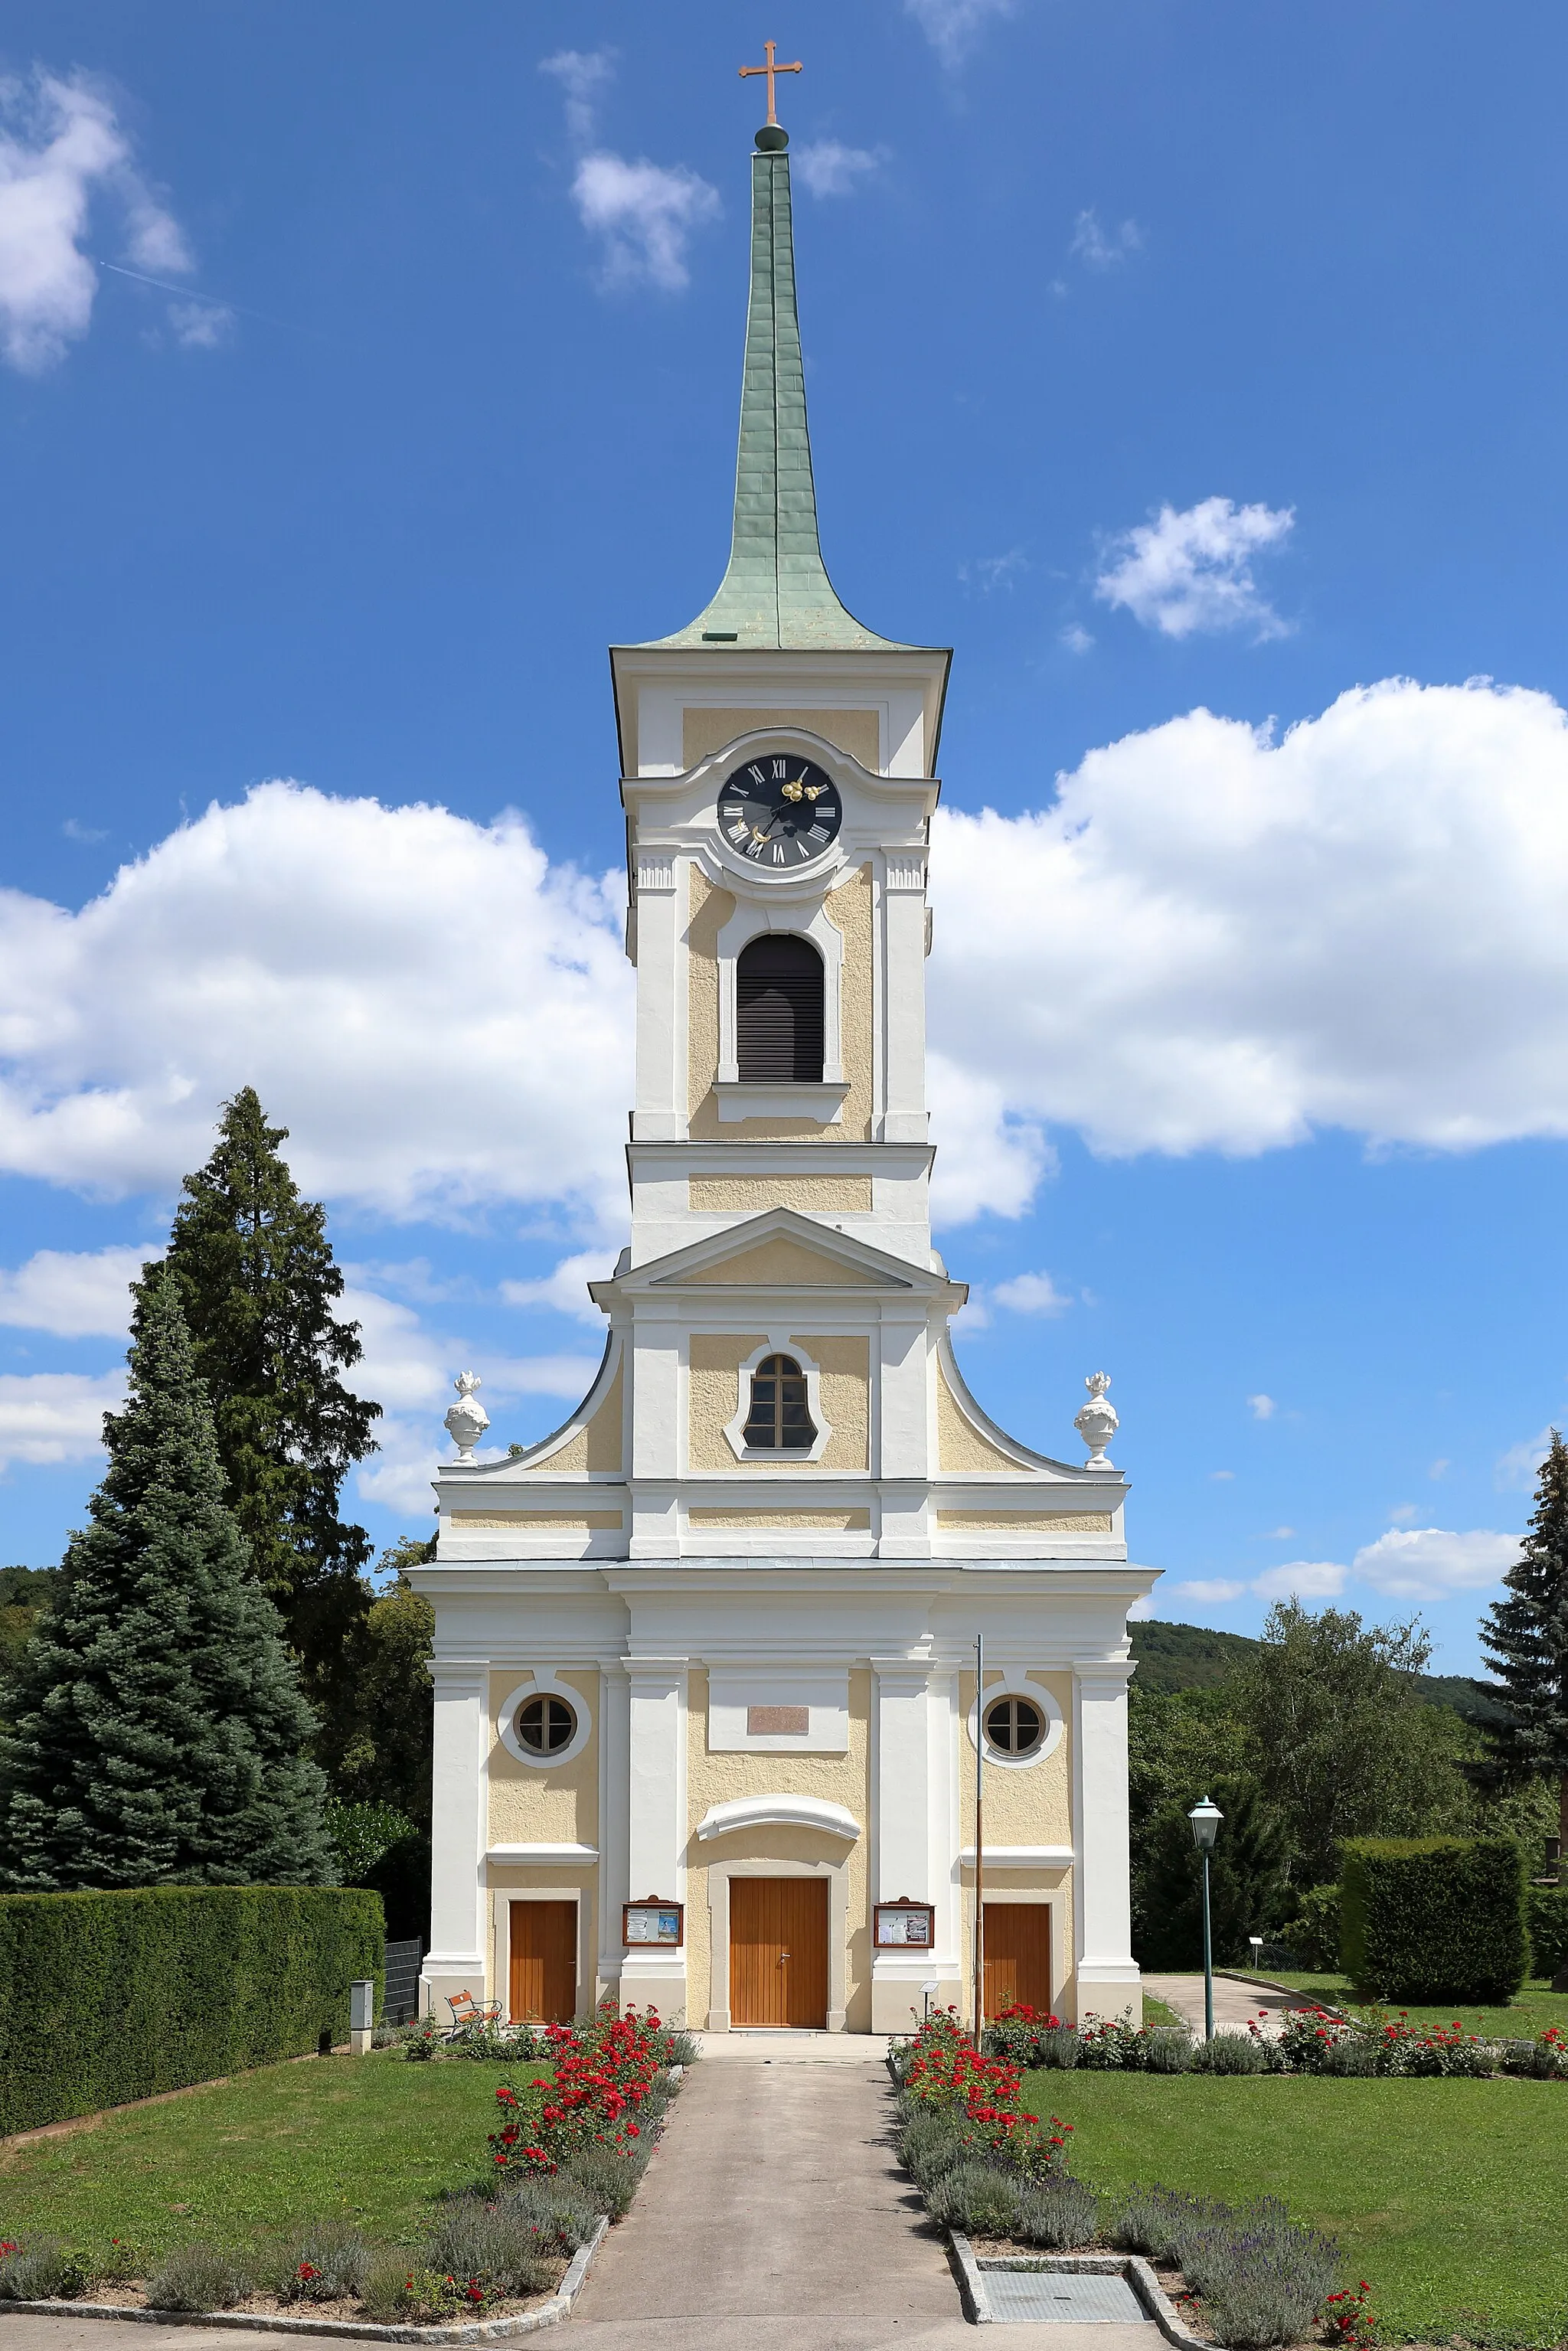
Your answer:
1529,1883 -> 1568,1982
1341,1836 -> 1526,2003
0,1886 -> 384,2135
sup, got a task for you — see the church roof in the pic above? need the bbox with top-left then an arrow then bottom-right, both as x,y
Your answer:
642,130 -> 915,655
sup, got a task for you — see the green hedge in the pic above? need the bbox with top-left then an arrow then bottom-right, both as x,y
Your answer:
1341,1836 -> 1526,2003
0,1886 -> 384,2134
1528,1883 -> 1568,1981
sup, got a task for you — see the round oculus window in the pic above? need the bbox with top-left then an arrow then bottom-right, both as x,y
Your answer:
515,1693 -> 577,1756
984,1694 -> 1046,1756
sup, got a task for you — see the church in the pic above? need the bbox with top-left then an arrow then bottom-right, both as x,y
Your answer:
413,100 -> 1154,2037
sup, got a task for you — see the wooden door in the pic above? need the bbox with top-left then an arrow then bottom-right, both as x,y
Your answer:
730,1877 -> 829,2027
509,1900 -> 577,2023
982,1902 -> 1052,2019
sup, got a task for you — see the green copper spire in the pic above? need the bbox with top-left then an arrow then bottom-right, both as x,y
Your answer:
648,129 -> 908,652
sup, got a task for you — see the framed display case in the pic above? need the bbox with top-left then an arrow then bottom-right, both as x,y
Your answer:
622,1899 -> 684,1948
873,1899 -> 936,1948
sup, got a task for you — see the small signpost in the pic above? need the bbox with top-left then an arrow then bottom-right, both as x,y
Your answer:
350,1978 -> 374,2056
623,1899 -> 684,1948
874,1899 -> 936,1948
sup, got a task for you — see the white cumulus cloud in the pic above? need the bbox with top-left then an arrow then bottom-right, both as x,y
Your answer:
0,1369 -> 123,1470
991,1271 -> 1073,1318
0,70 -> 192,372
1168,1578 -> 1247,1605
569,152 -> 720,292
1252,1561 -> 1347,1600
794,142 -> 884,199
501,1251 -> 616,1327
1351,1526 -> 1518,1600
904,0 -> 1017,64
1095,497 -> 1295,641
927,678 -> 1568,1171
1248,1393 -> 1276,1421
539,48 -> 615,146
0,1245 -> 154,1337
1070,209 -> 1142,269
0,782 -> 632,1226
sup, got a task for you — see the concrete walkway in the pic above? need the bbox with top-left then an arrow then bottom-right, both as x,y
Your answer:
564,2052 -> 1161,2351
1142,1970 -> 1318,2039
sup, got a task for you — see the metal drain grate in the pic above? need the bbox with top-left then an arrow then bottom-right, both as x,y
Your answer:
980,2266 -> 1148,2323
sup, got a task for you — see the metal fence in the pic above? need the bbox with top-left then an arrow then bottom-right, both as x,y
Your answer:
384,1936 -> 425,2026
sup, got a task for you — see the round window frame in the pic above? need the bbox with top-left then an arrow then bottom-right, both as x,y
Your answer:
498,1670 -> 593,1771
966,1672 -> 1064,1771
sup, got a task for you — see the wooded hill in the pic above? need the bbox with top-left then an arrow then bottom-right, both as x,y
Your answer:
1129,1616 -> 1507,1722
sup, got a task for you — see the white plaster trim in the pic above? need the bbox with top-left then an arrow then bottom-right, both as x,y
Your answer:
959,1845 -> 1073,1868
696,1794 -> 861,1843
714,1079 -> 850,1123
487,1843 -> 599,1865
497,1669 -> 593,1771
722,1334 -> 833,1464
716,896 -> 845,1086
967,1670 -> 1065,1771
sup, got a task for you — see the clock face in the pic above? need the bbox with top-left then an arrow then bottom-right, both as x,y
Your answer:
717,756 -> 843,870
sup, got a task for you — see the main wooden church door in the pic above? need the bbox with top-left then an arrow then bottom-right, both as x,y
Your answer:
509,1901 -> 577,2023
730,1878 -> 828,2027
982,1902 -> 1052,2018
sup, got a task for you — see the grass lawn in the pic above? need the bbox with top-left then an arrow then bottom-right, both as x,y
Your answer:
1027,2068 -> 1568,2346
1255,1971 -> 1568,2039
1141,1993 -> 1187,2030
0,2053 -> 544,2265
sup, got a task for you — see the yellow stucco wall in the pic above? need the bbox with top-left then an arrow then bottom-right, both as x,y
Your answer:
957,1670 -> 1074,1847
685,1333 -> 869,1471
687,868 -> 733,1132
486,1668 -> 599,1849
452,1510 -> 624,1531
684,1666 -> 874,2031
688,1236 -> 877,1287
937,1511 -> 1113,1533
936,1353 -> 1028,1472
688,1507 -> 871,1530
682,707 -> 880,772
688,1174 -> 874,1213
823,864 -> 875,1144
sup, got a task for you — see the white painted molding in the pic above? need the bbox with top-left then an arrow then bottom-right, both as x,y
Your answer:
959,1845 -> 1075,1868
714,1079 -> 850,1123
695,1794 -> 861,1843
722,1334 -> 834,1464
486,1843 -> 600,1864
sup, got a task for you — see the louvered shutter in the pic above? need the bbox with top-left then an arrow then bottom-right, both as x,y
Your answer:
736,936 -> 825,1082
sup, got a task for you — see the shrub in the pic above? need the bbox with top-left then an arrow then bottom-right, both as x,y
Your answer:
0,2239 -> 93,2301
1280,1882 -> 1342,1971
1190,2029 -> 1269,2074
560,2144 -> 644,2221
898,2108 -> 973,2189
1143,2026 -> 1194,2073
984,2004 -> 1076,2069
1011,2173 -> 1101,2250
144,2244 -> 250,2311
269,2227 -> 371,2304
488,2003 -> 668,2177
492,2172 -> 602,2252
1340,1836 -> 1527,2003
1527,1884 -> 1568,1981
926,2160 -> 1022,2238
0,1887 -> 384,2134
1180,2199 -> 1341,2351
1076,2013 -> 1146,2069
423,2197 -> 556,2296
361,2262 -> 492,2323
1111,2184 -> 1219,2261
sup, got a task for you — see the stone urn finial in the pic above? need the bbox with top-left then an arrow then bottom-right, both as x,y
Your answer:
1074,1371 -> 1119,1469
445,1370 -> 489,1462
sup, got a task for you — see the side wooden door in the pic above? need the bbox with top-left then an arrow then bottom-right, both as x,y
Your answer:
509,1900 -> 577,2023
730,1877 -> 829,2028
982,1902 -> 1053,2019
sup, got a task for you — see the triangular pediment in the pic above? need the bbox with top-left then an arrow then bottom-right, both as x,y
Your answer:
591,1206 -> 964,1304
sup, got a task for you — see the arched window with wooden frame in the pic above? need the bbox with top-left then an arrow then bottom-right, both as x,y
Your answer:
741,1353 -> 817,1451
736,935 -> 825,1082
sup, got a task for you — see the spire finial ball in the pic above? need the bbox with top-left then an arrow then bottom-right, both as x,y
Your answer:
755,124 -> 789,151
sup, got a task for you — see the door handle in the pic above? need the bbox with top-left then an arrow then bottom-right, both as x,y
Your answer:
779,1951 -> 790,1961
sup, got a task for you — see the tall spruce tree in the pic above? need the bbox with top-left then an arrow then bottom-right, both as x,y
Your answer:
1479,1429 -> 1568,1851
0,1278 -> 334,1889
143,1089 -> 381,1711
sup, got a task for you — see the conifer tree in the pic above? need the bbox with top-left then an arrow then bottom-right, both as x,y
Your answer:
1480,1430 -> 1568,1851
0,1278 -> 334,1889
143,1089 -> 381,1708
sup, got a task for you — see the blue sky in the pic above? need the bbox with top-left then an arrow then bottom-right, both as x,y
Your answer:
3,1 -> 1567,1671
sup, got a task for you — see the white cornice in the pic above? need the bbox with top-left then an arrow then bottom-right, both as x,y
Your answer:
696,1794 -> 861,1843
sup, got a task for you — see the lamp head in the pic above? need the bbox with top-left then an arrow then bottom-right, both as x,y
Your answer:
1188,1795 -> 1223,1852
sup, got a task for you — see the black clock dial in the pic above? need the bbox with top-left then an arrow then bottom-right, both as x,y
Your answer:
717,756 -> 843,870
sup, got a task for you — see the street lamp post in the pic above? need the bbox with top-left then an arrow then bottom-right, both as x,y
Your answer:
1188,1797 -> 1223,2041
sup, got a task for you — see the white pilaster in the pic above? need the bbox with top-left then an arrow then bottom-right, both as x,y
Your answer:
631,855 -> 683,1142
871,1664 -> 959,2029
621,1661 -> 688,2020
1070,1659 -> 1141,2023
420,1667 -> 488,2018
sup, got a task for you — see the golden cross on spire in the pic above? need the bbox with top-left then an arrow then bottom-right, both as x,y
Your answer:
739,38 -> 802,129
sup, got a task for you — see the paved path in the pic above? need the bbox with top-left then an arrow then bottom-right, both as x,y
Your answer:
564,2051 -> 1161,2351
1142,1970 -> 1319,2039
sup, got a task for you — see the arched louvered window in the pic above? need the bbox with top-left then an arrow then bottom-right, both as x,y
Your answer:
742,1353 -> 817,1451
736,935 -> 825,1082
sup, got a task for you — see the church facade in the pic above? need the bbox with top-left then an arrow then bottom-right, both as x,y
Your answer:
413,120 -> 1152,2036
